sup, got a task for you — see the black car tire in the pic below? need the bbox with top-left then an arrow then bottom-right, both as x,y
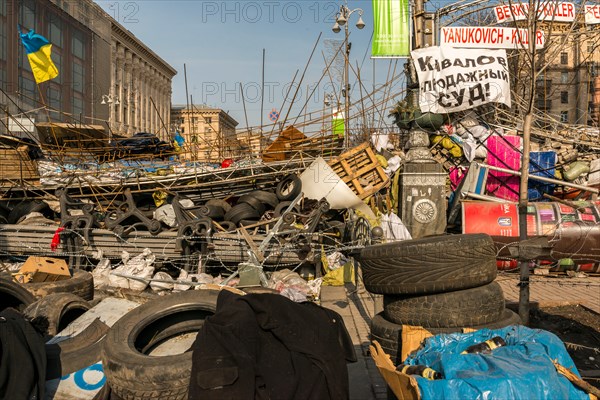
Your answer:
276,174 -> 302,201
24,293 -> 91,337
359,234 -> 497,295
101,290 -> 219,400
383,282 -> 505,328
370,309 -> 522,364
225,203 -> 261,225
0,277 -> 36,312
24,270 -> 94,301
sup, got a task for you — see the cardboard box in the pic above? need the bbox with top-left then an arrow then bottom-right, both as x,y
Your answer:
16,256 -> 71,283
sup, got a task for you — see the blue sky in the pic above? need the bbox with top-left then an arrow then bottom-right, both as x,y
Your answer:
96,0 -> 410,129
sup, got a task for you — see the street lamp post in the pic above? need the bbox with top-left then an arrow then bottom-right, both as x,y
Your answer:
332,2 -> 365,149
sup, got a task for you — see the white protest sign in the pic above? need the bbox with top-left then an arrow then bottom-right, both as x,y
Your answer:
411,46 -> 512,113
441,27 -> 545,49
494,2 -> 575,23
585,4 -> 600,24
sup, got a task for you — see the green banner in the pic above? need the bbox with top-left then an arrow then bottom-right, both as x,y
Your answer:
332,111 -> 345,138
372,0 -> 411,58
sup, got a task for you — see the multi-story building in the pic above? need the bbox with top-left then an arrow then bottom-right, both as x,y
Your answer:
534,23 -> 600,127
171,105 -> 240,161
0,0 -> 175,139
110,21 -> 176,139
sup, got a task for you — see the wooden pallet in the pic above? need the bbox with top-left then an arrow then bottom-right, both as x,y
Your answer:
0,147 -> 39,181
327,142 -> 389,199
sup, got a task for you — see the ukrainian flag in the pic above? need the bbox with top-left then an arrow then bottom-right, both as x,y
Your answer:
19,29 -> 59,84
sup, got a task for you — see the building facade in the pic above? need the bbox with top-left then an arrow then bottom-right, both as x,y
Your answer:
535,23 -> 600,127
171,105 -> 240,161
0,0 -> 175,139
110,22 -> 176,139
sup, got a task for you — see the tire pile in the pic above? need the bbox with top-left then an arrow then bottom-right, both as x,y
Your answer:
359,233 -> 521,364
219,173 -> 302,228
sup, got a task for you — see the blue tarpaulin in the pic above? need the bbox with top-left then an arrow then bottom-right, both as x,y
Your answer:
404,326 -> 588,400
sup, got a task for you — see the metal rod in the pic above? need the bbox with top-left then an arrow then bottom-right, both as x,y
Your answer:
462,192 -> 511,203
260,48 -> 266,153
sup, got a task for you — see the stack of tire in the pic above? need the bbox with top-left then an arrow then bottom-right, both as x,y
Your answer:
359,233 -> 521,364
221,174 -> 302,229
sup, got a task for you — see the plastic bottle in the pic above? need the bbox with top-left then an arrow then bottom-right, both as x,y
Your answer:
461,336 -> 507,354
396,364 -> 442,380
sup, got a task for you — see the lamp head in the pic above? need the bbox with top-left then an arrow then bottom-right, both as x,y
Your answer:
356,16 -> 365,29
101,97 -> 106,105
332,22 -> 341,33
336,12 -> 347,26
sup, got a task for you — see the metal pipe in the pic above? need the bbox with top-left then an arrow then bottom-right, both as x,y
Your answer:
462,192 -> 511,203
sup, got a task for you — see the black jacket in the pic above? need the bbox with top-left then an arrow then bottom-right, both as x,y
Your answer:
189,290 -> 356,400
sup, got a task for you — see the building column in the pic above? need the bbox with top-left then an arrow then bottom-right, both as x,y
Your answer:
124,51 -> 133,135
115,44 -> 125,134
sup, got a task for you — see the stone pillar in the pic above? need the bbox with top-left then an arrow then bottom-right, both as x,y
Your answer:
132,58 -> 141,133
124,51 -> 133,135
399,129 -> 447,239
115,44 -> 125,133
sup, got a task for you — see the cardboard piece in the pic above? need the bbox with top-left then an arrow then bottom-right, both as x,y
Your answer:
370,341 -> 421,400
15,256 -> 70,283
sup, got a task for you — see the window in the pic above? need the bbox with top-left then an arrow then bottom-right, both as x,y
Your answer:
72,62 -> 84,93
560,52 -> 568,65
589,43 -> 594,55
191,117 -> 198,124
19,0 -> 36,31
560,111 -> 568,123
561,72 -> 569,84
73,96 -> 84,117
561,91 -> 568,103
205,127 -> 211,134
72,30 -> 85,59
21,48 -> 31,72
48,15 -> 63,48
52,52 -> 62,84
19,76 -> 36,106
0,16 -> 6,62
47,86 -> 61,111
205,117 -> 212,124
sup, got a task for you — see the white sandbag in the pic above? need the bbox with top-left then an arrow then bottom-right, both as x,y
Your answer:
380,213 -> 412,241
108,248 -> 155,291
150,271 -> 174,292
153,204 -> 176,228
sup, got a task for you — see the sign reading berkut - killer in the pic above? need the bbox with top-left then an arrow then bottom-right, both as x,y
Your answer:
411,46 -> 511,113
494,2 -> 576,23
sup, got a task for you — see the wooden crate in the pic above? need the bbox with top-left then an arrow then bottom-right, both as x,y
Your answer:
0,146 -> 39,181
327,142 -> 389,199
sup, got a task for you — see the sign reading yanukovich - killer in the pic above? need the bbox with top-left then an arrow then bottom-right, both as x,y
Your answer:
411,46 -> 511,113
586,4 -> 600,24
494,2 -> 576,23
441,27 -> 545,49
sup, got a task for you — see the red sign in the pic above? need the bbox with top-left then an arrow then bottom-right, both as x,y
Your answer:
462,202 -> 520,237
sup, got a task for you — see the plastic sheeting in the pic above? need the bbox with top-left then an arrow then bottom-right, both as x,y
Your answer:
404,326 -> 589,400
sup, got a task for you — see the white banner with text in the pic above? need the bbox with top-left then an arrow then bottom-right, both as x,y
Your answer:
494,2 -> 576,23
412,46 -> 512,113
441,27 -> 545,49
